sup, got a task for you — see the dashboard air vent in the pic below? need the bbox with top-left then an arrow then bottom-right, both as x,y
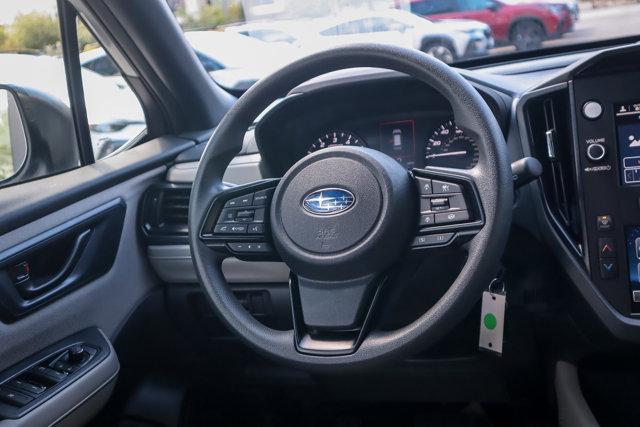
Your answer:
141,184 -> 191,240
525,89 -> 583,254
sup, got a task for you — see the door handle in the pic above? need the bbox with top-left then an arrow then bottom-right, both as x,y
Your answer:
17,229 -> 93,298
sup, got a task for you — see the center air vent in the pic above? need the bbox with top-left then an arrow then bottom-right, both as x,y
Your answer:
525,88 -> 583,255
141,184 -> 191,241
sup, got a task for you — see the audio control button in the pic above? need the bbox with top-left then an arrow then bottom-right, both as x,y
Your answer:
586,143 -> 606,162
582,101 -> 603,120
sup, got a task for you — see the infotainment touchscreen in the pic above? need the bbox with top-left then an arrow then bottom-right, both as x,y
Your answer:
615,102 -> 640,185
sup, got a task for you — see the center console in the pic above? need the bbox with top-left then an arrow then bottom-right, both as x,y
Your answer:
573,70 -> 640,316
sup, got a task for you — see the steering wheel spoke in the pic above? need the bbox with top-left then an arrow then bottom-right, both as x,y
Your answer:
199,179 -> 280,260
410,167 -> 485,250
290,273 -> 385,356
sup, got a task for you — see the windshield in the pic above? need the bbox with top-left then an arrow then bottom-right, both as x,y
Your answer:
171,0 -> 634,69
0,0 -> 635,159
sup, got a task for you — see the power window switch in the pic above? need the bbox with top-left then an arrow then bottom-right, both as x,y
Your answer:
9,379 -> 46,394
28,366 -> 68,383
0,386 -> 33,407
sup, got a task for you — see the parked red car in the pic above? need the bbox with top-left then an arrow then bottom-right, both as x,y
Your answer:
408,0 -> 574,51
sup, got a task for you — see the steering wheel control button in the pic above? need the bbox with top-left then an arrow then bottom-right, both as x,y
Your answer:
412,233 -> 454,247
253,189 -> 274,206
429,197 -> 450,211
596,215 -> 613,231
213,224 -> 247,234
598,238 -> 616,257
247,224 -> 265,234
0,386 -> 33,407
599,259 -> 617,279
416,177 -> 433,195
227,242 -> 272,253
435,210 -> 470,224
447,194 -> 468,210
433,180 -> 461,194
420,214 -> 435,226
582,101 -> 603,120
586,143 -> 606,162
224,194 -> 254,208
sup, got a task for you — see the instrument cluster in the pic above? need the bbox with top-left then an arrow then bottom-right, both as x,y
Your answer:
304,118 -> 479,170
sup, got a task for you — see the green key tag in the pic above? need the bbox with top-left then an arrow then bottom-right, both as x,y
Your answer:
479,289 -> 506,354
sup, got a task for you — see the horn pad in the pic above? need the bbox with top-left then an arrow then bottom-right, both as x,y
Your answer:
270,147 -> 415,281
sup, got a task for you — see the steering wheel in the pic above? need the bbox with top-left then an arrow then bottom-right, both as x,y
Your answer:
189,44 -> 512,371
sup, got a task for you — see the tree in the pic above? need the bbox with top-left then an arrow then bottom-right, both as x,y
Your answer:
5,12 -> 60,52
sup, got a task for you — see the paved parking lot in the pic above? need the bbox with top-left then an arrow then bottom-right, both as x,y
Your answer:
491,3 -> 640,55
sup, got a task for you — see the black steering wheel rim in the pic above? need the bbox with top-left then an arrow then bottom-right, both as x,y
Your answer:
188,44 -> 513,371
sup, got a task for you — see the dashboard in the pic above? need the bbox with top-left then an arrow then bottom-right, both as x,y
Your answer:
256,78 -> 506,176
153,42 -> 640,353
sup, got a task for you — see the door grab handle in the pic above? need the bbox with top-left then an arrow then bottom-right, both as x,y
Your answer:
17,229 -> 93,298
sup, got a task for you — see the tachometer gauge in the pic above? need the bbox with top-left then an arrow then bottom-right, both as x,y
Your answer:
425,120 -> 479,169
308,131 -> 365,154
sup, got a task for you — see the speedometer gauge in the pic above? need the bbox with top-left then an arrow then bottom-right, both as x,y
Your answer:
425,120 -> 479,169
308,131 -> 365,154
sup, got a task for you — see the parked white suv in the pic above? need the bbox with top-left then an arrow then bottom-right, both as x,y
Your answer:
227,9 -> 493,63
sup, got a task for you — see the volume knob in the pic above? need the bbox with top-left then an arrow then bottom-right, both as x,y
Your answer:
587,143 -> 606,162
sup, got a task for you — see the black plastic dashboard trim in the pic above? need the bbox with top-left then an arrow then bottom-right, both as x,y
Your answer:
516,67 -> 640,342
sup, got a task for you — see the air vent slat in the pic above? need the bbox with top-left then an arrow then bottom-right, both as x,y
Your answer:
142,186 -> 191,238
526,89 -> 582,254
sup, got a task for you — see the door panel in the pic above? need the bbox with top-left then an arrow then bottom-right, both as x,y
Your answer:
0,200 -> 125,320
0,165 -> 163,372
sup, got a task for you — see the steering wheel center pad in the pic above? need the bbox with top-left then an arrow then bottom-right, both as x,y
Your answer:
272,146 -> 414,281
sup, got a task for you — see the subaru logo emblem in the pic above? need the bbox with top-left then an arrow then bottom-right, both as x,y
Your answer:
302,188 -> 355,215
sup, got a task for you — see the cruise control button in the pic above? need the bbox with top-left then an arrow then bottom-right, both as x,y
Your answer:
0,386 -> 33,407
420,198 -> 431,213
248,223 -> 265,234
412,233 -> 454,247
420,214 -> 435,226
430,197 -> 450,211
224,194 -> 253,208
253,208 -> 265,223
435,210 -> 469,224
448,194 -> 468,210
416,178 -> 433,195
253,189 -> 274,206
433,180 -> 461,194
599,259 -> 617,279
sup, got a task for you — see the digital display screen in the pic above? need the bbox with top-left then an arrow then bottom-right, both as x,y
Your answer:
615,102 -> 640,185
625,227 -> 640,312
378,120 -> 416,169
